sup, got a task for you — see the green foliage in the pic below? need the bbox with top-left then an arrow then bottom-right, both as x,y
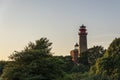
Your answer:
59,72 -> 111,80
9,38 -> 52,61
2,38 -> 65,80
87,74 -> 111,80
61,56 -> 74,73
57,72 -> 101,80
90,38 -> 120,80
87,46 -> 105,65
79,46 -> 105,74
71,64 -> 89,73
0,61 -> 7,76
79,46 -> 105,66
1,37 -> 120,80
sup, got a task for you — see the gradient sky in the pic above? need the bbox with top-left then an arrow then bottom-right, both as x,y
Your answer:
0,0 -> 120,60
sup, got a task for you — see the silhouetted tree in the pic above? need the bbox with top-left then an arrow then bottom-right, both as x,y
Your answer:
79,46 -> 105,66
2,38 -> 64,80
0,61 -> 7,76
90,38 -> 120,80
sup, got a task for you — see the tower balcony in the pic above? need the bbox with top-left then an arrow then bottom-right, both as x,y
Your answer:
79,32 -> 88,35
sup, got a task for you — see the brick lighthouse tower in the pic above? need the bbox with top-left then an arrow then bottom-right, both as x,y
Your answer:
79,24 -> 88,55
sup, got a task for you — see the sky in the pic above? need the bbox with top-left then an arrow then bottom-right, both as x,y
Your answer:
0,0 -> 119,60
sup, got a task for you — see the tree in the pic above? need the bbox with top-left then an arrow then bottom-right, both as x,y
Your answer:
2,38 -> 65,80
91,38 -> 120,80
79,46 -> 105,66
0,61 -> 7,76
87,46 -> 105,65
58,56 -> 74,73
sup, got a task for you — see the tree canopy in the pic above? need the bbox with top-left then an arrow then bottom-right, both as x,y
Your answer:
0,37 -> 120,80
90,38 -> 120,80
1,38 -> 65,80
79,46 -> 105,66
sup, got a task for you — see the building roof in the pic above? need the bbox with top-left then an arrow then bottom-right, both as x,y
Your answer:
80,24 -> 86,28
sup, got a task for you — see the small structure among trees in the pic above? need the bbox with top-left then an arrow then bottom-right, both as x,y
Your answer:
70,24 -> 88,64
70,43 -> 79,64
